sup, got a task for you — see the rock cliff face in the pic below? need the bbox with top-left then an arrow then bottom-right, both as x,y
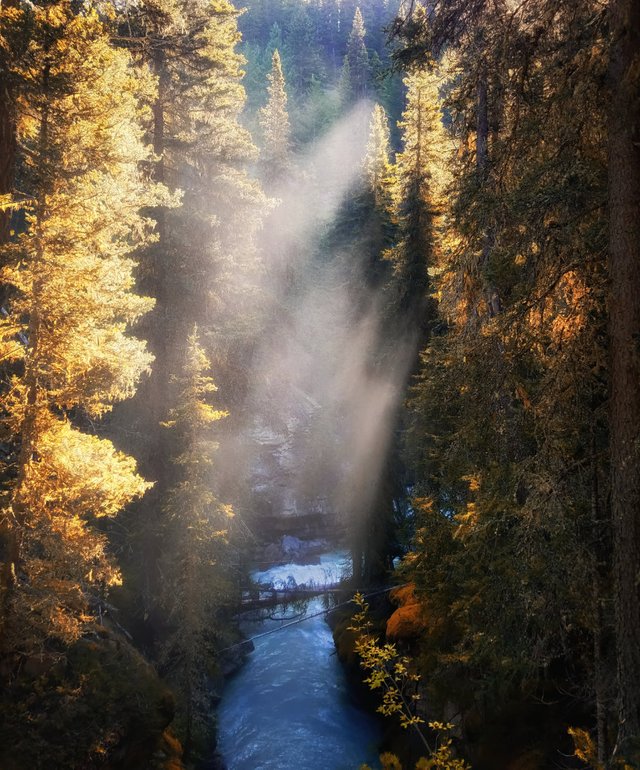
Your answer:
246,386 -> 343,542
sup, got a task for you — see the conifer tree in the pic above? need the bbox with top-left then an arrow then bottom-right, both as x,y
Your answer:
0,0 -> 23,244
114,0 -> 266,625
116,0 -> 265,415
393,3 -> 613,763
0,1 -> 161,652
386,64 -> 450,337
282,3 -> 326,95
259,49 -> 292,184
340,6 -> 371,102
365,103 -> 396,216
318,103 -> 400,583
158,328 -> 234,757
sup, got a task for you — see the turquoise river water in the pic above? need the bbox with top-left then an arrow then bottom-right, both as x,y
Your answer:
217,552 -> 382,769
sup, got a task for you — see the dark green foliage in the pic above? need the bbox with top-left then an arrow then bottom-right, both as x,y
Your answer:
239,0 -> 400,145
0,627 -> 176,770
341,7 -> 371,102
392,0 -> 618,764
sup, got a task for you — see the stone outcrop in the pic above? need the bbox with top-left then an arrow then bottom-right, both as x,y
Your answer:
246,385 -> 344,541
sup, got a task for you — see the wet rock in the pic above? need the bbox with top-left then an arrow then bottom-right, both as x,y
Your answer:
262,542 -> 285,562
281,534 -> 304,555
259,535 -> 332,566
218,639 -> 255,679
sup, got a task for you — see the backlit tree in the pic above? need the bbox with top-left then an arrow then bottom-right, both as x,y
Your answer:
0,1 -> 162,652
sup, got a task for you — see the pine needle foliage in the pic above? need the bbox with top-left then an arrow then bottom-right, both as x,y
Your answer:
158,327 -> 235,757
259,48 -> 292,183
0,1 -> 162,654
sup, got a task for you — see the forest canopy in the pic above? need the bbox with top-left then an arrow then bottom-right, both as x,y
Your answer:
0,1 -> 639,769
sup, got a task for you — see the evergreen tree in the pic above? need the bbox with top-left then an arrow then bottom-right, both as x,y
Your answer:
259,49 -> 292,184
315,103 -> 400,583
158,328 -> 234,759
393,2 -> 614,763
282,2 -> 326,95
365,103 -> 396,214
386,63 -> 450,338
114,0 -> 266,628
0,0 -> 23,244
0,0 -> 161,653
340,6 -> 371,102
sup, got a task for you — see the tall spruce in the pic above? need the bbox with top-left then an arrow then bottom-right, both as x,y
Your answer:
386,63 -> 449,341
159,328 -> 234,759
340,6 -> 371,102
259,49 -> 292,184
114,0 -> 265,627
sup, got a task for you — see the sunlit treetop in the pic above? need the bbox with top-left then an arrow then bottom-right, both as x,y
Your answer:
0,0 -> 163,652
259,48 -> 292,183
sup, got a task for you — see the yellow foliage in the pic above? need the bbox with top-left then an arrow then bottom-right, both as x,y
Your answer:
454,502 -> 478,535
23,414 -> 152,520
462,475 -> 481,493
5,2 -> 168,418
380,753 -> 403,770
350,594 -> 424,731
568,727 -> 603,770
0,1 -> 163,654
365,739 -> 471,770
3,409 -> 151,646
0,316 -> 25,365
351,595 -> 471,769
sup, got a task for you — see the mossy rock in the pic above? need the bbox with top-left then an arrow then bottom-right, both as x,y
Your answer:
0,626 -> 180,770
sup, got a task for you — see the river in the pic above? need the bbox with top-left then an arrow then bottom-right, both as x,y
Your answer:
217,551 -> 382,769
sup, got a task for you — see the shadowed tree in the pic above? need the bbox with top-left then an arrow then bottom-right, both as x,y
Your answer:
608,0 -> 640,759
158,328 -> 234,758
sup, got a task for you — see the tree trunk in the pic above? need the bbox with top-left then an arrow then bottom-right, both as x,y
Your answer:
0,13 -> 17,621
0,0 -> 18,246
138,43 -> 169,618
476,71 -> 489,179
0,53 -> 50,648
590,430 -> 610,766
0,82 -> 16,244
476,68 -> 500,317
608,0 -> 640,758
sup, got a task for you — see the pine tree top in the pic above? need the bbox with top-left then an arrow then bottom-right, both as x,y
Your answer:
351,6 -> 366,40
259,46 -> 292,182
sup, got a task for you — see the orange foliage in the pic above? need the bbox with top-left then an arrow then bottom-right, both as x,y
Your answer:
158,729 -> 185,770
386,583 -> 426,640
527,270 -> 590,349
390,583 -> 419,606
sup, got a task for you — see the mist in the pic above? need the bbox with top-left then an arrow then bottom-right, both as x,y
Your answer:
218,100 -> 416,559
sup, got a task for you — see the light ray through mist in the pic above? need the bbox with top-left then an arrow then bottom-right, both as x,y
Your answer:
221,100 -> 417,560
